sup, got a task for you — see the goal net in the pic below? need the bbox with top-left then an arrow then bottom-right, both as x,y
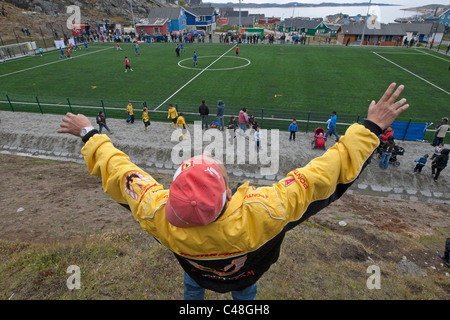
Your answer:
0,42 -> 36,62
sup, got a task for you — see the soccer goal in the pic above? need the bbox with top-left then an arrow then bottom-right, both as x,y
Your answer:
0,42 -> 37,62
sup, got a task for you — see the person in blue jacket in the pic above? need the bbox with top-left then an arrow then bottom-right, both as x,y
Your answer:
325,111 -> 340,142
288,119 -> 298,141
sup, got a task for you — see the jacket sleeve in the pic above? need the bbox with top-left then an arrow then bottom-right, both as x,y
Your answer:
270,121 -> 381,229
81,134 -> 164,215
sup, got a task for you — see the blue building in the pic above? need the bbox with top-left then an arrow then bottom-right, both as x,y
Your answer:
147,7 -> 187,34
439,8 -> 450,27
184,7 -> 218,33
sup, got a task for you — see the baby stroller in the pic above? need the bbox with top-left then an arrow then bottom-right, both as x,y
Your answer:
312,127 -> 326,149
376,144 -> 404,167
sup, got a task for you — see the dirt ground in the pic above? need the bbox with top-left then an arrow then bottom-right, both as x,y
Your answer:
1,153 -> 448,245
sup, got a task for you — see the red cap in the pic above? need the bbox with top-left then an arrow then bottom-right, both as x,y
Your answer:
165,157 -> 227,228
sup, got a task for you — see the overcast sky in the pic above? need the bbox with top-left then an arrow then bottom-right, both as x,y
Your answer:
203,0 -> 448,8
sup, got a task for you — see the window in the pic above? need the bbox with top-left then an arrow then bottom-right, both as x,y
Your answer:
154,27 -> 159,33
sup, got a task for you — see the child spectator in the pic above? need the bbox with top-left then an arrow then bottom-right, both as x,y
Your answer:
126,101 -> 134,123
254,125 -> 262,151
142,107 -> 150,131
96,111 -> 113,135
288,119 -> 298,141
380,126 -> 394,143
413,154 -> 428,174
431,143 -> 444,160
177,112 -> 188,140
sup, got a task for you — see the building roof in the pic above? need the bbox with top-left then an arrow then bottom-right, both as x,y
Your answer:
226,16 -> 254,26
339,23 -> 406,36
278,19 -> 323,30
148,7 -> 183,20
136,18 -> 168,27
185,7 -> 216,17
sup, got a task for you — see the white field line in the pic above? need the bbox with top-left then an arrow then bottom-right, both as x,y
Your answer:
372,52 -> 450,96
153,44 -> 237,111
414,48 -> 450,62
0,47 -> 114,79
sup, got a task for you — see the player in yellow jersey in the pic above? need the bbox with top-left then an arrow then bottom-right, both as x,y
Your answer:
176,112 -> 188,140
142,107 -> 150,130
167,104 -> 178,128
126,101 -> 134,124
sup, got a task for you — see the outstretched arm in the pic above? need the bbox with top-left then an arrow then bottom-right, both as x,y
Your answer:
272,83 -> 409,226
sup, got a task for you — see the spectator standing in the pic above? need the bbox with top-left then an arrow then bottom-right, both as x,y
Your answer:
254,125 -> 262,151
217,100 -> 225,131
379,135 -> 395,169
96,111 -> 113,134
238,108 -> 249,134
288,119 -> 298,141
432,117 -> 449,147
325,111 -> 340,142
431,148 -> 449,181
199,100 -> 209,130
56,83 -> 409,301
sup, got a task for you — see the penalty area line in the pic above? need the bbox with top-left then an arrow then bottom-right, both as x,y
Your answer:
372,52 -> 450,96
153,45 -> 237,111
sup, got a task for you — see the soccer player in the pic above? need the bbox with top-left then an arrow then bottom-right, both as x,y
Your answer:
167,104 -> 178,128
117,42 -> 122,51
142,107 -> 150,130
175,44 -> 180,57
125,57 -> 133,72
126,101 -> 135,123
236,45 -> 239,56
193,51 -> 197,66
65,48 -> 71,59
84,41 -> 88,51
180,42 -> 184,53
59,47 -> 65,59
134,44 -> 140,56
38,47 -> 43,57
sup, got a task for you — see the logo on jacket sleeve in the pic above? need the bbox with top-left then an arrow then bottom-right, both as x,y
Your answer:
123,171 -> 153,200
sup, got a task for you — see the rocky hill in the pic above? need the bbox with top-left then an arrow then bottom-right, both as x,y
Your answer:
1,0 -> 169,42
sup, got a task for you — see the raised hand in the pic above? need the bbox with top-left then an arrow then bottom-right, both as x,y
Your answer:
57,112 -> 92,137
367,83 -> 410,130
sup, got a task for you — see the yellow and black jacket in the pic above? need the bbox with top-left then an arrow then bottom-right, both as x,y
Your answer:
80,120 -> 381,292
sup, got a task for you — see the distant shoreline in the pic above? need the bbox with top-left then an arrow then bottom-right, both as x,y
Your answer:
205,2 -> 397,9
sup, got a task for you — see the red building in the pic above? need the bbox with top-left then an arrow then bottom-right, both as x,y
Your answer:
136,18 -> 169,36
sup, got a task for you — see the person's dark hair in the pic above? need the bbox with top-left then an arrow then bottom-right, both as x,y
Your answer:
242,108 -> 247,112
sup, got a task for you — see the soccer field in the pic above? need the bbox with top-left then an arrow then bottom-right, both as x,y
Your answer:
0,42 -> 449,133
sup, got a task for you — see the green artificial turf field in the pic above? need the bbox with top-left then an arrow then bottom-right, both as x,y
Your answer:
0,42 -> 449,134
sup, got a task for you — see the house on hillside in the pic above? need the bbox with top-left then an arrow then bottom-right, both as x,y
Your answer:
402,22 -> 445,44
136,18 -> 169,37
277,19 -> 329,35
336,23 -> 406,46
184,7 -> 218,33
147,7 -> 187,34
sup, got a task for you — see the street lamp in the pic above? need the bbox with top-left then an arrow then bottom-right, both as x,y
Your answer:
130,0 -> 137,40
360,0 -> 372,46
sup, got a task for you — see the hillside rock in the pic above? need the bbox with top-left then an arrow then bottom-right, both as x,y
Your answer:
5,0 -> 162,19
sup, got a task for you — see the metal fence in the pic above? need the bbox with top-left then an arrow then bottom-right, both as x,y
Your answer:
1,94 -> 446,144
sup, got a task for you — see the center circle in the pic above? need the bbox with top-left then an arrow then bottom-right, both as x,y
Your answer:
177,55 -> 251,71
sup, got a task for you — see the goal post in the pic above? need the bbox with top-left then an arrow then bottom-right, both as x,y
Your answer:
0,42 -> 37,62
